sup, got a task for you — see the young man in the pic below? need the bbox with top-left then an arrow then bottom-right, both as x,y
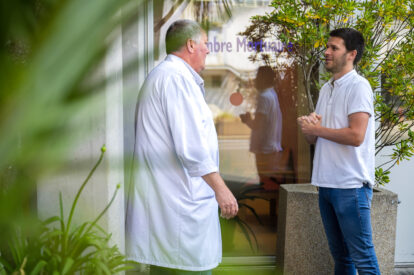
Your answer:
298,28 -> 380,274
125,20 -> 238,275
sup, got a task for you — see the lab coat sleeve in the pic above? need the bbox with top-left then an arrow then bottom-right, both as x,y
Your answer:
163,74 -> 218,177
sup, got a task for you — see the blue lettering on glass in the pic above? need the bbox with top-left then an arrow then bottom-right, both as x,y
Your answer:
207,36 -> 291,53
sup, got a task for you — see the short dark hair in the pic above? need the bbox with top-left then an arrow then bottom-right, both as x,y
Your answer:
165,20 -> 204,54
329,28 -> 365,65
255,66 -> 275,91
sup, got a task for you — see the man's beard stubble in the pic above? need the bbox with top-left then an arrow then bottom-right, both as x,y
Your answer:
325,53 -> 348,74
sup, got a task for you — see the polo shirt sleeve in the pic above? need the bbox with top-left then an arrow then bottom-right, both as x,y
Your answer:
315,86 -> 327,115
163,74 -> 218,177
315,95 -> 322,115
347,80 -> 374,117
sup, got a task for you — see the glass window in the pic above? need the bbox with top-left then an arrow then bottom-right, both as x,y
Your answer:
153,0 -> 312,264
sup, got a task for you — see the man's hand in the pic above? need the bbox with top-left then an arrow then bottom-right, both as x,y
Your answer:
297,112 -> 322,144
215,184 -> 238,219
297,112 -> 321,126
202,172 -> 238,219
298,112 -> 369,147
300,113 -> 322,135
239,112 -> 252,124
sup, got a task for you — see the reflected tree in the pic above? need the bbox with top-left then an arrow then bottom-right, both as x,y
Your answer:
241,0 -> 414,185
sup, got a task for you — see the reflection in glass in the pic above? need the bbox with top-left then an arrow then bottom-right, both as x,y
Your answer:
204,64 -> 296,257
156,0 -> 312,262
240,66 -> 285,191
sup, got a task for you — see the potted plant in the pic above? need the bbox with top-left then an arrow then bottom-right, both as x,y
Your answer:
220,179 -> 270,255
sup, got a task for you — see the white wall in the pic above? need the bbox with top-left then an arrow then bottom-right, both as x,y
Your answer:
122,0 -> 154,205
37,25 -> 126,251
37,1 -> 155,260
377,147 -> 414,265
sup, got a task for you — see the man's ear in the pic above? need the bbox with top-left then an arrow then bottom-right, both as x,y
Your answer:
349,49 -> 357,63
186,39 -> 195,53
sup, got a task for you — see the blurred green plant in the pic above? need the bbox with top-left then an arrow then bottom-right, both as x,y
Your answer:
0,0 -> 236,270
241,0 -> 414,185
0,146 -> 134,274
0,0 -> 144,255
214,112 -> 238,123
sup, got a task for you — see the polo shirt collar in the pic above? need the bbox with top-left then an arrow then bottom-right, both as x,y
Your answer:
329,69 -> 357,87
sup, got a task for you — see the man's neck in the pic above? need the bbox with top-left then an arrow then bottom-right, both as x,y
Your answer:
171,52 -> 196,72
332,65 -> 354,81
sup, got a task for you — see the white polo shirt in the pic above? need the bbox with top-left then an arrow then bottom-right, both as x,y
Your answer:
312,70 -> 375,189
250,88 -> 283,154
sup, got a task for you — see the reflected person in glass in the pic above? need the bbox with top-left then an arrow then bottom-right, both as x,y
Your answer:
240,66 -> 284,191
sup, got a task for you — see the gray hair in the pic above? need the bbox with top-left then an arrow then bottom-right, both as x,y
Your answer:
165,20 -> 204,54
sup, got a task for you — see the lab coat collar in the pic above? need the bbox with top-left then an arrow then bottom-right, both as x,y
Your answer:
166,54 -> 205,93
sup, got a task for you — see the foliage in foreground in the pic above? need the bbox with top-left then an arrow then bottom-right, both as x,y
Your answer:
241,0 -> 414,185
0,0 -> 142,265
0,147 -> 134,275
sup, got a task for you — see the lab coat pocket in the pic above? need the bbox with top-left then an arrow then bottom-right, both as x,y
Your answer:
190,176 -> 215,201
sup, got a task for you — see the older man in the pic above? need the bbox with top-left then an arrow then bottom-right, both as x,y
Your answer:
125,20 -> 238,275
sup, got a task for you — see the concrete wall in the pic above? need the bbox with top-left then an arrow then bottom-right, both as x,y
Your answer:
276,184 -> 398,275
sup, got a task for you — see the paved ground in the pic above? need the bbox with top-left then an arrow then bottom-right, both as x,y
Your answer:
394,267 -> 414,275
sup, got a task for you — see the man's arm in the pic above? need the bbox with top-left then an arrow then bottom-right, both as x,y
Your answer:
300,112 -> 370,146
164,76 -> 238,218
240,112 -> 266,130
303,133 -> 318,144
202,172 -> 238,219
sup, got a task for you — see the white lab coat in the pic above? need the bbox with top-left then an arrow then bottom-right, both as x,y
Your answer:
125,55 -> 222,271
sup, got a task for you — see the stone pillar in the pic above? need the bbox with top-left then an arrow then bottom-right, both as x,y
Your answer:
276,183 -> 398,275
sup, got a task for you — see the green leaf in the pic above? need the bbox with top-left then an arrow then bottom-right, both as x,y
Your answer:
0,257 -> 13,272
30,260 -> 47,275
42,216 -> 61,226
236,217 -> 258,252
95,260 -> 112,275
59,192 -> 65,232
61,257 -> 74,275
